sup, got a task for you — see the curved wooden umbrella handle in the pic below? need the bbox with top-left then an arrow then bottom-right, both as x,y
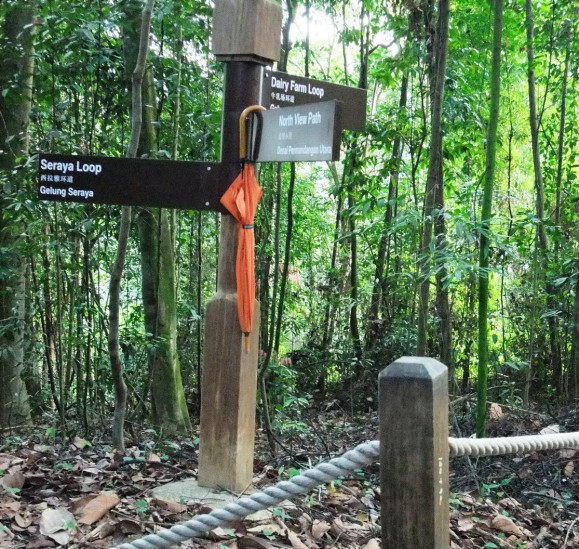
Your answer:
239,105 -> 266,161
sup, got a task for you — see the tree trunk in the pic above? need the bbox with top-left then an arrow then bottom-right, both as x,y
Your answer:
525,0 -> 562,394
570,273 -> 579,399
122,1 -> 191,434
365,75 -> 408,351
0,1 -> 36,428
109,0 -> 156,450
138,208 -> 191,432
477,0 -> 504,438
417,0 -> 450,360
431,0 -> 452,377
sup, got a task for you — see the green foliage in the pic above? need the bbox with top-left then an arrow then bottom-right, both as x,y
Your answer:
0,0 -> 577,434
481,477 -> 513,498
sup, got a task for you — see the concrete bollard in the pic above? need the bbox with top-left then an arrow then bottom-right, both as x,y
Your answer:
379,357 -> 449,548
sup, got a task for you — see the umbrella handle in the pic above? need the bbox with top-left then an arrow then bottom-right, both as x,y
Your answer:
239,105 -> 266,162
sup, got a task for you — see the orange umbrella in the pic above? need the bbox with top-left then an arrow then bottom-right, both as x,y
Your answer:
220,105 -> 265,350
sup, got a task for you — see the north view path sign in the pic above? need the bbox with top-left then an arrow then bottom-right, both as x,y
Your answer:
37,0 -> 367,493
257,100 -> 342,162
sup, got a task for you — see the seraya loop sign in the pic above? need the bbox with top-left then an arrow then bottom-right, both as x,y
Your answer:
40,157 -> 102,175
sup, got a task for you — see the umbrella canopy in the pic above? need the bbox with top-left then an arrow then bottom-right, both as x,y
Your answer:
221,105 -> 265,350
220,162 -> 263,347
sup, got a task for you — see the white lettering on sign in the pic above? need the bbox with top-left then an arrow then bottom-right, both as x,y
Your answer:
68,188 -> 94,198
308,111 -> 321,124
76,161 -> 102,175
294,112 -> 307,125
271,76 -> 326,100
278,114 -> 293,127
289,111 -> 322,126
320,144 -> 332,155
290,80 -> 307,94
275,145 -> 321,157
39,185 -> 66,198
40,158 -> 74,174
41,157 -> 103,176
271,75 -> 289,93
438,457 -> 444,506
39,185 -> 94,200
308,84 -> 324,99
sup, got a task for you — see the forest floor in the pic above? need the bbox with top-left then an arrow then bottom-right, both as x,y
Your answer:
0,400 -> 578,548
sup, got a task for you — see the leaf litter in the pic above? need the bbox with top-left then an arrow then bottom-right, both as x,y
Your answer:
0,406 -> 577,548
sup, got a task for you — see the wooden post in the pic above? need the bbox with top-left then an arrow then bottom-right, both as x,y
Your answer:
379,357 -> 449,548
198,0 -> 282,493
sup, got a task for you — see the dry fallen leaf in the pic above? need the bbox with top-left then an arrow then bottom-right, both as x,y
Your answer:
237,534 -> 275,548
247,523 -> 285,536
539,424 -> 559,435
14,512 -> 33,528
559,448 -> 578,459
491,514 -> 525,537
564,461 -> 575,477
311,519 -> 331,539
39,508 -> 76,545
0,500 -> 21,516
246,509 -> 274,522
1,471 -> 25,493
489,402 -> 504,420
457,517 -> 475,532
72,436 -> 91,449
77,491 -> 120,525
363,539 -> 380,549
287,529 -> 309,549
152,496 -> 187,514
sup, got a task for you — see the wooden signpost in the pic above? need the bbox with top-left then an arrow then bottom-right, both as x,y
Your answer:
37,0 -> 367,493
379,357 -> 449,548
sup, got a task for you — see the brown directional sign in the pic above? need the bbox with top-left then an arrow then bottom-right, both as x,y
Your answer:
262,69 -> 366,132
256,100 -> 342,162
38,153 -> 231,212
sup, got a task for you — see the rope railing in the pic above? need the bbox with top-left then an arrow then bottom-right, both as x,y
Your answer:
449,431 -> 579,457
110,429 -> 579,549
111,441 -> 380,549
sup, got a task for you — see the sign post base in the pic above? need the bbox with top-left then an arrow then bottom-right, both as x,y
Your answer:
198,292 -> 260,492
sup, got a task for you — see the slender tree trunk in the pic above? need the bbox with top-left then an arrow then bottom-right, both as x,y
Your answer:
417,0 -> 450,360
321,166 -> 343,361
431,0 -> 452,377
525,0 -> 562,393
461,274 -> 476,391
273,164 -> 296,356
434,173 -> 452,372
365,76 -> 408,351
570,273 -> 579,399
347,182 -> 363,363
558,24 -> 575,398
0,2 -> 36,427
123,1 -> 190,434
477,0 -> 504,438
554,22 -> 571,239
109,0 -> 156,450
345,5 -> 370,366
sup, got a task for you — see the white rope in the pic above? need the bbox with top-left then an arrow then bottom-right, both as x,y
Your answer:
110,440 -> 380,549
110,431 -> 579,549
449,431 -> 579,457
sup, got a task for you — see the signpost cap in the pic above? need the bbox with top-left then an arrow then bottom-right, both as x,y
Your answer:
212,0 -> 282,63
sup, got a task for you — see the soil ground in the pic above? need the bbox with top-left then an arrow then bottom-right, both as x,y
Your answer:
0,402 -> 577,548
